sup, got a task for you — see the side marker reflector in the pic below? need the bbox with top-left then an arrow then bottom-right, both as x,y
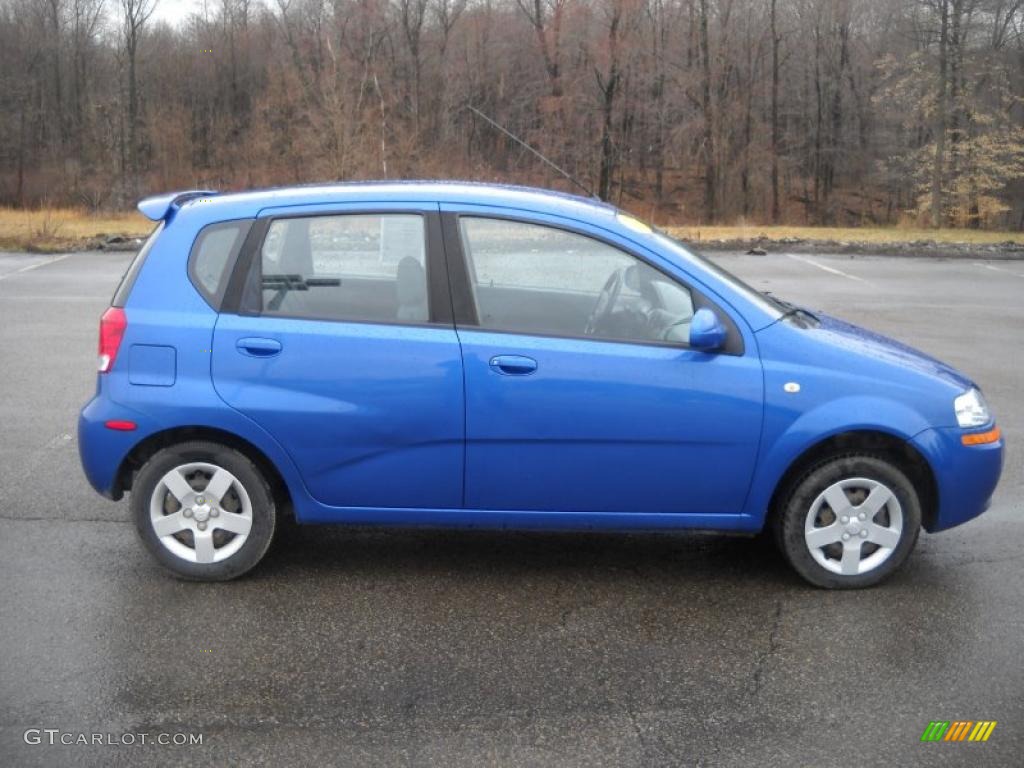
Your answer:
961,426 -> 1000,446
104,420 -> 137,431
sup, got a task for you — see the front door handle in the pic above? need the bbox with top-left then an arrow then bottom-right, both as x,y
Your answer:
236,337 -> 282,357
489,355 -> 538,376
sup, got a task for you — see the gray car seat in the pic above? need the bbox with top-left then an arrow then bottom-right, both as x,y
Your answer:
266,219 -> 316,314
396,256 -> 428,322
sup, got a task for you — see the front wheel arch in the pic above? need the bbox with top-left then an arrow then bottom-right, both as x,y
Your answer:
765,430 -> 938,532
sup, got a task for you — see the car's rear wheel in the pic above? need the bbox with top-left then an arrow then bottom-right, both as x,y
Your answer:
132,441 -> 276,581
775,455 -> 921,588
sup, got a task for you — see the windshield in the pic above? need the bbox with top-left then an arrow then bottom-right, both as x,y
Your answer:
649,230 -> 785,318
613,211 -> 785,319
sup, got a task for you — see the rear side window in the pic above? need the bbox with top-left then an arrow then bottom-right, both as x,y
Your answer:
111,223 -> 162,307
251,214 -> 429,324
189,220 -> 252,308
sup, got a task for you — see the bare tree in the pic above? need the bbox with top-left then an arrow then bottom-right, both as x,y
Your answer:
0,0 -> 1021,228
698,0 -> 715,220
119,0 -> 158,198
770,0 -> 781,222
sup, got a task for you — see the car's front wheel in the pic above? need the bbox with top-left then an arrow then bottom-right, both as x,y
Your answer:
775,455 -> 921,588
132,441 -> 276,581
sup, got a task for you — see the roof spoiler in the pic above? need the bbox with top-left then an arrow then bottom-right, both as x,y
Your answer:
137,190 -> 219,221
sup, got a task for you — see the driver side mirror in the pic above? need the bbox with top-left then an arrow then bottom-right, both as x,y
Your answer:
689,308 -> 727,352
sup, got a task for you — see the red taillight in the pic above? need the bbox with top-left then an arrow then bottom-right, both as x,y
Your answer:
98,307 -> 127,373
104,420 -> 137,431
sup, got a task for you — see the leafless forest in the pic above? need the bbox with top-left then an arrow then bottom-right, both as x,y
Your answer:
1,0 -> 1022,227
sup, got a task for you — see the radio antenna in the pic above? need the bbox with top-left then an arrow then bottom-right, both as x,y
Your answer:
464,104 -> 596,199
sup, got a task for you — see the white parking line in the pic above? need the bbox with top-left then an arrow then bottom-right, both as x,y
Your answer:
0,253 -> 71,281
786,253 -> 869,283
974,262 -> 1024,278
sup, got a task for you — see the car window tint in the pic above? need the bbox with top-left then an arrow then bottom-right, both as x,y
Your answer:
259,214 -> 428,324
458,217 -> 693,344
189,220 -> 250,307
112,223 -> 162,307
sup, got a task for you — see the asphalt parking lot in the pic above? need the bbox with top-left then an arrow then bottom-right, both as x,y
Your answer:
1,248 -> 1022,767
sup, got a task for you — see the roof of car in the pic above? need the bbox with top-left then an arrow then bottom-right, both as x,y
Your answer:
147,181 -> 619,223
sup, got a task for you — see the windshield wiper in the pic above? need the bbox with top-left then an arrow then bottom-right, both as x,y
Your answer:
262,274 -> 341,291
761,290 -> 793,312
762,290 -> 818,324
780,306 -> 820,325
262,273 -> 342,311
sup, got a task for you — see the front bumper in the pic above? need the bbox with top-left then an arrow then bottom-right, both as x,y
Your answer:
911,425 -> 1004,532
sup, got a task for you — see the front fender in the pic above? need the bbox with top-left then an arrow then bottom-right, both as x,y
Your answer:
742,395 -> 933,524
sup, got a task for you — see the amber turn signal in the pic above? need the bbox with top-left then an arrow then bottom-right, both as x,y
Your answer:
961,426 -> 1001,446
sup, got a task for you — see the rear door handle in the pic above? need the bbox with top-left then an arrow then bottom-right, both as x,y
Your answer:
236,337 -> 282,357
489,355 -> 538,376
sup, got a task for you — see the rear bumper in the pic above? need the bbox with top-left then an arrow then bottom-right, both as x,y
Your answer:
78,394 -> 162,499
911,425 -> 1004,532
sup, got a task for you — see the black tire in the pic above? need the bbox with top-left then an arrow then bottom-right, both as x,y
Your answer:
132,441 -> 276,581
774,455 -> 921,589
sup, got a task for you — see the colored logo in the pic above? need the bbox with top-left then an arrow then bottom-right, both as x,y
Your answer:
921,721 -> 997,742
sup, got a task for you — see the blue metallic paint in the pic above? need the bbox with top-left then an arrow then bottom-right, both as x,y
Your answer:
911,426 -> 1003,531
456,328 -> 764,515
79,182 -> 1003,539
127,344 -> 177,387
688,307 -> 727,350
137,190 -> 218,222
211,314 -> 465,509
739,315 -> 981,524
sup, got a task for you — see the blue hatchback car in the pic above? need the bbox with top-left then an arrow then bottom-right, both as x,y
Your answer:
79,183 -> 1004,587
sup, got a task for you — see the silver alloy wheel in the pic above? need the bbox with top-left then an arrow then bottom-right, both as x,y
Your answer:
149,462 -> 253,564
803,477 -> 903,576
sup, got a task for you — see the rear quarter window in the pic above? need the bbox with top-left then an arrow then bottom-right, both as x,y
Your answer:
111,223 -> 162,307
189,220 -> 253,309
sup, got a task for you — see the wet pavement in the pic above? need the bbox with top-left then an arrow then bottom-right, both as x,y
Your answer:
1,249 -> 1021,767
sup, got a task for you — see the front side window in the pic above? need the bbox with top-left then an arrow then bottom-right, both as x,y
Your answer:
257,214 -> 428,324
458,217 -> 694,344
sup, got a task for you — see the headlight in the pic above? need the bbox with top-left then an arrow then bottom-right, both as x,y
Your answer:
954,388 -> 991,428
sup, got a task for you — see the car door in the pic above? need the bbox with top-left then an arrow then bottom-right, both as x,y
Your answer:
211,203 -> 465,510
441,207 -> 764,515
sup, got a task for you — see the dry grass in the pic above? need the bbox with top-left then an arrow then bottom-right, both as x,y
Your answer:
665,224 -> 1024,246
1,207 -> 1022,252
0,207 -> 153,252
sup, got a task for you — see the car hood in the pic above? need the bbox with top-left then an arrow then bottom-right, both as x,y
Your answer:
804,311 -> 974,392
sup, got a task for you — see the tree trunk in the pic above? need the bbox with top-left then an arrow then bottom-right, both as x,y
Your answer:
740,39 -> 753,217
597,2 -> 622,202
827,17 -> 849,204
931,0 -> 949,227
127,38 -> 138,199
16,103 -> 27,206
770,0 -> 781,223
813,23 -> 822,214
48,0 -> 66,158
650,0 -> 666,204
698,0 -> 715,221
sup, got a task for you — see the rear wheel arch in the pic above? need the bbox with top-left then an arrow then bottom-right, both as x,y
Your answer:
115,426 -> 293,518
766,430 -> 938,532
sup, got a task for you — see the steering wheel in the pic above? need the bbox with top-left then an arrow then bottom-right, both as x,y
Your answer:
584,269 -> 624,336
659,314 -> 694,342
